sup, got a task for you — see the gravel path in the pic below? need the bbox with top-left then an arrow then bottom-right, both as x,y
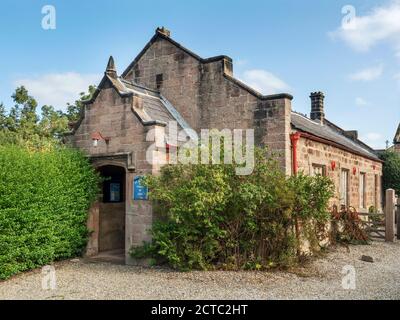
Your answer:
1,241 -> 399,300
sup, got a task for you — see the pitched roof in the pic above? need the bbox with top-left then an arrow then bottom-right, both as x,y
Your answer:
73,74 -> 196,141
121,29 -> 293,101
291,112 -> 380,161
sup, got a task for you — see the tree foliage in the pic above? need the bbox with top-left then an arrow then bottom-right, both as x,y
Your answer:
0,85 -> 95,149
380,150 -> 400,194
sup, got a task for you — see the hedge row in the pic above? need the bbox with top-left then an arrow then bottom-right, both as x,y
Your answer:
0,145 -> 99,279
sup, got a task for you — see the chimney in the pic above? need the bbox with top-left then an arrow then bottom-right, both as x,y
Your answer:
344,130 -> 358,140
156,26 -> 171,37
310,91 -> 325,124
105,56 -> 117,79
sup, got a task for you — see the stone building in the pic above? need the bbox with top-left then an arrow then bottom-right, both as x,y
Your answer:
67,27 -> 383,263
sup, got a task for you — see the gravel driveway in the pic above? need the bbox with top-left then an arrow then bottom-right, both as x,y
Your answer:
1,241 -> 399,300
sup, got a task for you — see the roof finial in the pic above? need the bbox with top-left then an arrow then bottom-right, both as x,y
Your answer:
105,56 -> 117,78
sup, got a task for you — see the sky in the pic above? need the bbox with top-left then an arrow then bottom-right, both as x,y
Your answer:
0,0 -> 399,149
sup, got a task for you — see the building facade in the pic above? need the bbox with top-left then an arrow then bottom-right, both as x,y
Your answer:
67,28 -> 383,263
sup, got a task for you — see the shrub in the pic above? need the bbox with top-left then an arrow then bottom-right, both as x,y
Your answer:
330,206 -> 369,245
0,145 -> 99,279
131,148 -> 334,271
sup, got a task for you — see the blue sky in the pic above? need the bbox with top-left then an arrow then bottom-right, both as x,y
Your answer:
0,0 -> 399,148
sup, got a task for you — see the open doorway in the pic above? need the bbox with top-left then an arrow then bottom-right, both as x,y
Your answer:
97,165 -> 126,254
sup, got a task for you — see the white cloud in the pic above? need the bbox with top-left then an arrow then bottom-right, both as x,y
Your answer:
360,132 -> 384,149
349,65 -> 383,81
330,1 -> 400,55
14,72 -> 101,110
355,97 -> 369,106
240,69 -> 290,95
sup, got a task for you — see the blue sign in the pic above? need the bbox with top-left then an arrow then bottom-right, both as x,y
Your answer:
133,176 -> 148,200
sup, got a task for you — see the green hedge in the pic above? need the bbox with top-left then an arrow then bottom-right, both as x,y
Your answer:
0,145 -> 99,279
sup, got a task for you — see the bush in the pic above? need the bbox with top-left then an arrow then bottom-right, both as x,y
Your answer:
330,206 -> 369,245
131,148 -> 334,271
380,150 -> 400,195
0,145 -> 99,279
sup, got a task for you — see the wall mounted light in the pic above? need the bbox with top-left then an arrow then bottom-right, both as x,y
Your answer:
91,132 -> 110,148
331,161 -> 336,171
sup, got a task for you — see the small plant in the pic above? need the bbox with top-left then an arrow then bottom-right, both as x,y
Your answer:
330,205 -> 370,245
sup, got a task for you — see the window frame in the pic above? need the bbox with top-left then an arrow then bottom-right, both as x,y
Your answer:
312,163 -> 327,176
359,172 -> 366,209
340,168 -> 350,207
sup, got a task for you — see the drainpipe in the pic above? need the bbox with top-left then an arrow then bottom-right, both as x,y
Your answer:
290,132 -> 302,257
290,132 -> 301,175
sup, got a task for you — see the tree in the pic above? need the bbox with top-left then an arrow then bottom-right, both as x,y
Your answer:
381,150 -> 400,194
67,85 -> 96,122
0,85 -> 96,148
11,86 -> 39,139
0,103 -> 7,129
39,105 -> 69,139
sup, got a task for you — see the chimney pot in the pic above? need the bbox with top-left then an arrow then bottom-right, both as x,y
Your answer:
310,91 -> 325,124
156,27 -> 171,37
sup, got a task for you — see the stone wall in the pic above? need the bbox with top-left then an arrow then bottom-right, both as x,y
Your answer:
123,33 -> 292,174
296,135 -> 383,211
71,84 -> 161,264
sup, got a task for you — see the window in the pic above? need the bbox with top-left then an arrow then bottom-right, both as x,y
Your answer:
359,173 -> 366,209
103,180 -> 123,203
340,169 -> 349,207
312,164 -> 326,176
156,74 -> 163,89
99,166 -> 125,203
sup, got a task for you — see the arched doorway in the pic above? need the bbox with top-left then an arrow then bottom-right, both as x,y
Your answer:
97,165 -> 126,253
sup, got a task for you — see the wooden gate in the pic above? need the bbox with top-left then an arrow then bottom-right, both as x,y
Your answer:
357,189 -> 399,241
357,212 -> 385,240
